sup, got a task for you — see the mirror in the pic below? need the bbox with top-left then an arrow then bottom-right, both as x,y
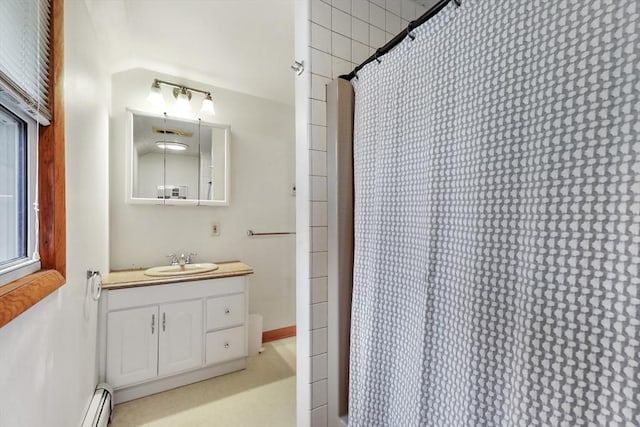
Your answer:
126,110 -> 230,205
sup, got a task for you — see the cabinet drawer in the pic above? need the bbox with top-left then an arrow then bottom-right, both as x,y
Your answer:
206,293 -> 245,331
205,326 -> 246,365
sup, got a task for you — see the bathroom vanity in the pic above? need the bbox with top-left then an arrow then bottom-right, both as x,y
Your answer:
98,261 -> 253,403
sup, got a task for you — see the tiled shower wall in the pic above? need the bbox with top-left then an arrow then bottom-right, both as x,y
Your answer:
304,0 -> 437,425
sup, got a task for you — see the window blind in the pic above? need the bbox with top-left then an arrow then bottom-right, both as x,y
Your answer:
0,0 -> 51,125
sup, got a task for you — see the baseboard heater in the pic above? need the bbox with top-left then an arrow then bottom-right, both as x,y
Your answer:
81,383 -> 113,427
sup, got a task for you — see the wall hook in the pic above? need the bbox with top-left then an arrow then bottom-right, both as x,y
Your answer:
291,60 -> 304,76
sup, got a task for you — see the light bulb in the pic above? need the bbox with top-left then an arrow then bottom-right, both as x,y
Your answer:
146,81 -> 164,107
175,88 -> 191,112
200,93 -> 215,116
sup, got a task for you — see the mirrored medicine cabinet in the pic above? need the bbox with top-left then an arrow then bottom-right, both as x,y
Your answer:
126,109 -> 230,206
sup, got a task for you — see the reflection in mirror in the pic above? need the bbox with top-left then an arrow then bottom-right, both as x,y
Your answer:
128,110 -> 229,205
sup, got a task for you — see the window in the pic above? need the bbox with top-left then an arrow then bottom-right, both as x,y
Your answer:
0,0 -> 64,328
0,102 -> 39,286
0,0 -> 50,287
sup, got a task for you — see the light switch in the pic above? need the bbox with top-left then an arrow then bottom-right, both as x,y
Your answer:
210,222 -> 220,236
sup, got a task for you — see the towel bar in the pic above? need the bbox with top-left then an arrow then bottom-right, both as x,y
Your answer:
246,230 -> 296,237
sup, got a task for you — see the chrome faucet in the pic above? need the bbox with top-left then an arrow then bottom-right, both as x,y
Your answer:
167,252 -> 197,266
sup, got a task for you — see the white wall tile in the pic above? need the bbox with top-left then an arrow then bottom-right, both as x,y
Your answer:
310,175 -> 327,201
331,7 -> 351,36
332,56 -> 352,79
311,226 -> 328,252
352,40 -> 369,64
311,23 -> 332,53
310,124 -> 327,151
386,0 -> 401,16
311,302 -> 328,329
310,150 -> 327,177
311,251 -> 328,277
311,99 -> 327,126
311,405 -> 328,427
310,276 -> 328,303
386,31 -> 394,43
352,17 -> 369,45
311,201 -> 328,227
311,0 -> 332,27
351,0 -> 369,21
370,0 -> 385,7
311,327 -> 328,355
386,11 -> 401,34
369,3 -> 386,29
331,0 -> 350,13
401,0 -> 415,20
370,25 -> 386,48
416,4 -> 428,16
421,0 -> 441,7
311,74 -> 330,101
311,353 -> 328,382
311,379 -> 328,409
331,32 -> 351,61
311,48 -> 332,77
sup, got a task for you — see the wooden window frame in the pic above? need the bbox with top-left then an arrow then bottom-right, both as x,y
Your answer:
0,0 -> 65,328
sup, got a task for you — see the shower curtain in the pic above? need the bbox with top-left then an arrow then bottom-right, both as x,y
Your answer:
349,1 -> 639,425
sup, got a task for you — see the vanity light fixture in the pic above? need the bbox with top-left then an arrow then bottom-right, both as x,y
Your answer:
146,80 -> 164,106
174,87 -> 192,112
156,140 -> 188,151
201,93 -> 215,115
147,78 -> 216,116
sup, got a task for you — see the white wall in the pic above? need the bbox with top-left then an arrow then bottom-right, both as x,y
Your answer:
110,68 -> 296,331
0,1 -> 110,425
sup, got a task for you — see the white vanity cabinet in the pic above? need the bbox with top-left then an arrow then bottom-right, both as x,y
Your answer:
158,300 -> 203,376
205,293 -> 246,365
106,306 -> 159,387
107,300 -> 204,388
99,273 -> 250,403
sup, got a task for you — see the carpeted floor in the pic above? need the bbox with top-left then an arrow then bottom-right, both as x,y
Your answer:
110,337 -> 296,427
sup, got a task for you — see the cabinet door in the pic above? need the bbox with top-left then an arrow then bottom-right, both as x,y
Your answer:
107,306 -> 158,388
158,299 -> 203,376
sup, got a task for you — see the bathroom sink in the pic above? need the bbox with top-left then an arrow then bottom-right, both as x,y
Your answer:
144,262 -> 219,277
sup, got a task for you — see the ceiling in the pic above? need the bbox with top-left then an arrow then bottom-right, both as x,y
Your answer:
84,0 -> 295,105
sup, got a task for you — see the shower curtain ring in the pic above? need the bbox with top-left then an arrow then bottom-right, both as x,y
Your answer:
407,21 -> 416,40
453,0 -> 461,6
375,49 -> 382,64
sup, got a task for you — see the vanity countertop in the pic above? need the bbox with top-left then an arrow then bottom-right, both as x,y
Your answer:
102,261 -> 253,290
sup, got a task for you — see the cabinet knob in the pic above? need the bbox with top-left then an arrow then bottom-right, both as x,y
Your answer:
224,342 -> 230,349
224,308 -> 230,315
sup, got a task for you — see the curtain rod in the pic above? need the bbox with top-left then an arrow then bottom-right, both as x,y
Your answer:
340,0 -> 457,81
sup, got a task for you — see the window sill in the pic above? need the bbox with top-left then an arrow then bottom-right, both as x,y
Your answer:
0,269 -> 65,328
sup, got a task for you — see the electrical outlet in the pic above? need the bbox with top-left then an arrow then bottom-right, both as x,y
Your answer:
210,222 -> 220,236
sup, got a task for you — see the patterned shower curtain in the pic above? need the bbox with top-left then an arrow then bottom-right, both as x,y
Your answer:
348,1 -> 639,425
